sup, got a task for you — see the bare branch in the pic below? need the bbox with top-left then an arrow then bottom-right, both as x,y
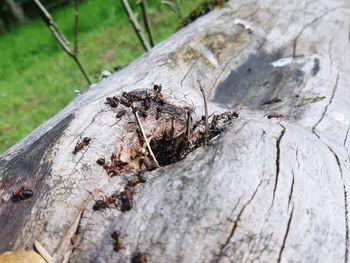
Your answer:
121,0 -> 151,52
33,0 -> 91,85
197,80 -> 208,146
139,0 -> 155,47
132,106 -> 159,167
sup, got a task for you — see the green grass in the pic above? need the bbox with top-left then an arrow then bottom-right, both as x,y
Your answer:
0,0 -> 201,154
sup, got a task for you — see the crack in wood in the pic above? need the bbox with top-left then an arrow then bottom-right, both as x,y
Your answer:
287,170 -> 295,209
313,131 -> 349,263
292,7 -> 341,57
216,179 -> 263,261
272,124 -> 286,206
180,58 -> 199,87
276,205 -> 294,263
312,73 -> 340,133
330,150 -> 349,263
295,147 -> 300,170
344,126 -> 350,147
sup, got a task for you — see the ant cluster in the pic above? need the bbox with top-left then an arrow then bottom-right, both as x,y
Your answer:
74,83 -> 238,259
92,187 -> 136,213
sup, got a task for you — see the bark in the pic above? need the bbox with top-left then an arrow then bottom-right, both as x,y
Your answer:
1,0 -> 350,262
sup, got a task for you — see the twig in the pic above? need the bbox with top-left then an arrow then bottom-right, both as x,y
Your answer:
33,0 -> 91,85
197,80 -> 208,146
161,1 -> 177,13
34,240 -> 53,263
139,0 -> 155,47
132,106 -> 159,167
73,0 -> 79,55
121,0 -> 151,52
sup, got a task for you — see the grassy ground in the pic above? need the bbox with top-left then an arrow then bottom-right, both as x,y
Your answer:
0,0 -> 201,154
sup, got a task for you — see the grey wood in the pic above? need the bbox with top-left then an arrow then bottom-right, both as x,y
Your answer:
1,0 -> 350,262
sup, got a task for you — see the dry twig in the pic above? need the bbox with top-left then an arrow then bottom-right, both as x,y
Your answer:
132,106 -> 159,167
197,80 -> 208,146
139,0 -> 155,47
33,0 -> 91,85
162,0 -> 181,17
121,0 -> 151,52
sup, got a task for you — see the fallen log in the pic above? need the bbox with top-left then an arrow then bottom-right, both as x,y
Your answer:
1,0 -> 350,262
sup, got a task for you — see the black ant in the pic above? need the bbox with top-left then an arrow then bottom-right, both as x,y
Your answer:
126,172 -> 147,188
131,252 -> 148,263
93,195 -> 117,211
132,107 -> 148,118
73,137 -> 91,154
11,186 -> 33,202
153,83 -> 162,93
119,189 -> 134,212
96,158 -> 105,166
267,113 -> 285,119
143,95 -> 152,110
153,93 -> 165,105
120,98 -> 132,107
105,97 -> 119,108
116,110 -> 126,118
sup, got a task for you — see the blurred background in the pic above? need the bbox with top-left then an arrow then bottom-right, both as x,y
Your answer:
0,0 -> 201,154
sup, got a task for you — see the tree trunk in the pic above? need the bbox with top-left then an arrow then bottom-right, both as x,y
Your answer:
1,0 -> 350,262
4,0 -> 27,24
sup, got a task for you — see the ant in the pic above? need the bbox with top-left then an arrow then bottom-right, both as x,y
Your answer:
132,107 -> 148,118
267,113 -> 285,119
102,153 -> 129,177
116,110 -> 127,119
119,98 -> 132,108
153,93 -> 165,105
127,171 -> 147,188
119,189 -> 134,212
143,95 -> 152,110
153,83 -> 162,93
151,83 -> 165,105
228,111 -> 239,119
122,91 -> 132,100
131,252 -> 148,263
70,234 -> 77,246
93,195 -> 117,211
11,186 -> 33,202
73,137 -> 91,154
96,158 -> 105,166
136,128 -> 145,145
111,231 -> 125,252
105,97 -> 119,108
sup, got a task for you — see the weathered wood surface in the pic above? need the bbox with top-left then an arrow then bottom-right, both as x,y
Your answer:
1,0 -> 350,262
